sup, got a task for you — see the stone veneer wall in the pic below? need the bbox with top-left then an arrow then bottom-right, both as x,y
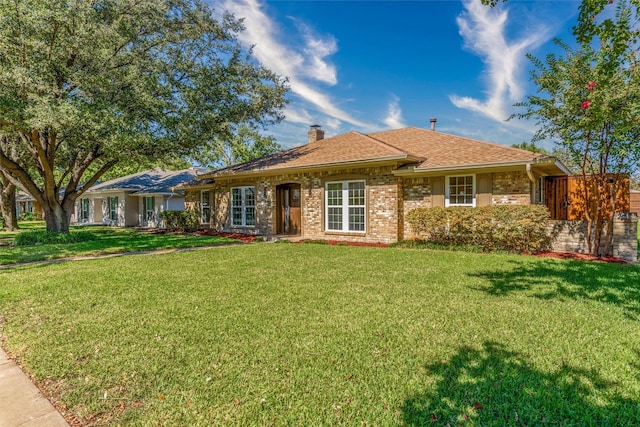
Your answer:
491,171 -> 531,205
548,213 -> 638,263
189,165 -> 402,243
185,168 -> 537,243
402,171 -> 534,239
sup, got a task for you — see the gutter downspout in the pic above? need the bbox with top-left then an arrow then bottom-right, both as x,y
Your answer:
526,163 -> 539,205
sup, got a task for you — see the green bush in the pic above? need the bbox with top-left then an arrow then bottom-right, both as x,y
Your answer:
15,230 -> 96,246
18,212 -> 43,221
160,210 -> 201,232
405,205 -> 552,254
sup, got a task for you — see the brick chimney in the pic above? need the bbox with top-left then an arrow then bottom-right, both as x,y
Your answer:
308,125 -> 324,144
430,117 -> 437,131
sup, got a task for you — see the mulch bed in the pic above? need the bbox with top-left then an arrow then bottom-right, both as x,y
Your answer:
534,251 -> 629,264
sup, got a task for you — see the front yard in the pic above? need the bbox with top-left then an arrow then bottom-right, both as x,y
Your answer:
0,223 -> 236,265
0,243 -> 638,425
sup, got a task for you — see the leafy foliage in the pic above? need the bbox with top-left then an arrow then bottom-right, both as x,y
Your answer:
0,0 -> 288,232
160,210 -> 201,232
15,230 -> 95,246
513,0 -> 640,256
406,205 -> 552,254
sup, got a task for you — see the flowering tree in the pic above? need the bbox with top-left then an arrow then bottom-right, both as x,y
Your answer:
514,1 -> 640,256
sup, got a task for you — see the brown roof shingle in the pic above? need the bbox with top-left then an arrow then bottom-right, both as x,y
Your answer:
204,126 -> 558,179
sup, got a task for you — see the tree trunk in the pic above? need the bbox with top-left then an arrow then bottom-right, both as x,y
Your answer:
0,173 -> 18,231
42,201 -> 72,233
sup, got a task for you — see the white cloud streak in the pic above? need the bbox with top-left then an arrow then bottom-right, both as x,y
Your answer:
217,0 -> 368,128
383,95 -> 406,129
450,0 -> 550,122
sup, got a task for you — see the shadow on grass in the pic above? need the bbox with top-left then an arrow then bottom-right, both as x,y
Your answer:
403,341 -> 640,426
469,259 -> 640,320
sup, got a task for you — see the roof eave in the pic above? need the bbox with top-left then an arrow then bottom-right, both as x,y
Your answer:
207,154 -> 424,181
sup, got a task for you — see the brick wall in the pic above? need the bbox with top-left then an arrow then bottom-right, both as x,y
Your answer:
185,168 -> 538,243
548,213 -> 638,263
491,171 -> 531,205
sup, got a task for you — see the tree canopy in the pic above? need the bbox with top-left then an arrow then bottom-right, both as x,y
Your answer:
513,0 -> 640,256
0,0 -> 288,231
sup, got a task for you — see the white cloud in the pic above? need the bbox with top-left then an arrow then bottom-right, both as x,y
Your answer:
217,0 -> 368,128
383,95 -> 406,129
450,0 -> 550,122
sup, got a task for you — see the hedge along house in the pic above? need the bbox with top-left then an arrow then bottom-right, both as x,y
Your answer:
181,124 -> 570,244
74,167 -> 205,227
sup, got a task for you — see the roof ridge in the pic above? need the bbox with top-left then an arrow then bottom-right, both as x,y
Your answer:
354,131 -> 411,156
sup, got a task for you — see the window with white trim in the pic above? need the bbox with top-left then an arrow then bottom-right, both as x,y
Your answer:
231,186 -> 255,226
143,196 -> 155,222
201,190 -> 211,223
325,180 -> 366,232
446,175 -> 475,207
108,196 -> 118,221
79,198 -> 89,222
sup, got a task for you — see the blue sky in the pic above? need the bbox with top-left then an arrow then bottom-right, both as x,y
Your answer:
208,0 -> 585,150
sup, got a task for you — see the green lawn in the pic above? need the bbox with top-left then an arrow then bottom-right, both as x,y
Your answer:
0,223 -> 236,265
0,244 -> 638,425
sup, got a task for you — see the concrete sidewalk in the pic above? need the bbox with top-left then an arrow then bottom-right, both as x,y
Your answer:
0,348 -> 69,427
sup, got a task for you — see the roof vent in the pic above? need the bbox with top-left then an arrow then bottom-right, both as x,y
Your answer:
430,117 -> 437,131
308,124 -> 324,144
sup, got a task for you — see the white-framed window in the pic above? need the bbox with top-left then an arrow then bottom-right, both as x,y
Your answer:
201,190 -> 211,224
79,198 -> 90,222
143,196 -> 155,222
325,180 -> 366,232
231,186 -> 255,226
446,175 -> 475,207
108,196 -> 118,222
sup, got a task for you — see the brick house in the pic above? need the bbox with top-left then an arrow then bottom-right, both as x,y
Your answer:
181,124 -> 570,244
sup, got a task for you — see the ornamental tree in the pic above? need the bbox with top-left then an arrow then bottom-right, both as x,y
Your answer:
0,0 -> 288,232
514,0 -> 640,256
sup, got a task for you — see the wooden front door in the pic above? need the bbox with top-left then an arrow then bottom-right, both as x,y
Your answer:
545,176 -> 568,220
277,184 -> 301,235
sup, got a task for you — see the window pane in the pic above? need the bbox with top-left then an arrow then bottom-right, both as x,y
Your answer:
232,207 -> 243,225
232,188 -> 242,207
348,181 -> 365,205
245,207 -> 255,226
349,207 -> 365,231
244,187 -> 255,207
327,207 -> 342,230
327,183 -> 342,206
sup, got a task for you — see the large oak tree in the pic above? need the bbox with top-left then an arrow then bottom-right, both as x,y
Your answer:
0,0 -> 288,232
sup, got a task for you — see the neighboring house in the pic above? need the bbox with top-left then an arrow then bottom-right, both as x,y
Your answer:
15,190 -> 42,218
181,124 -> 570,244
75,167 -> 205,227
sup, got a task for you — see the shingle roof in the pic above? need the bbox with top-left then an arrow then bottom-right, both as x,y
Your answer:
206,131 -> 423,177
368,127 -> 549,170
202,126 -> 564,179
88,167 -> 206,195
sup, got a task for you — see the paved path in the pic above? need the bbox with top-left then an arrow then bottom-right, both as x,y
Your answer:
0,348 -> 69,427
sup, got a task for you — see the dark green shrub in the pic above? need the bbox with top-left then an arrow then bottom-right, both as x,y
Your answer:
15,230 -> 96,246
406,205 -> 552,254
160,210 -> 201,232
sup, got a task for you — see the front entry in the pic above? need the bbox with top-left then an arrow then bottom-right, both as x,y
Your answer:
276,183 -> 301,235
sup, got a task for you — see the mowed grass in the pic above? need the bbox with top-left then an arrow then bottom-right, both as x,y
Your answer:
0,244 -> 639,425
0,224 -> 236,265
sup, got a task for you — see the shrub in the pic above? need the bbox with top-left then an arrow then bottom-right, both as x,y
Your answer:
160,210 -> 201,232
15,230 -> 96,246
18,212 -> 43,221
405,205 -> 552,254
